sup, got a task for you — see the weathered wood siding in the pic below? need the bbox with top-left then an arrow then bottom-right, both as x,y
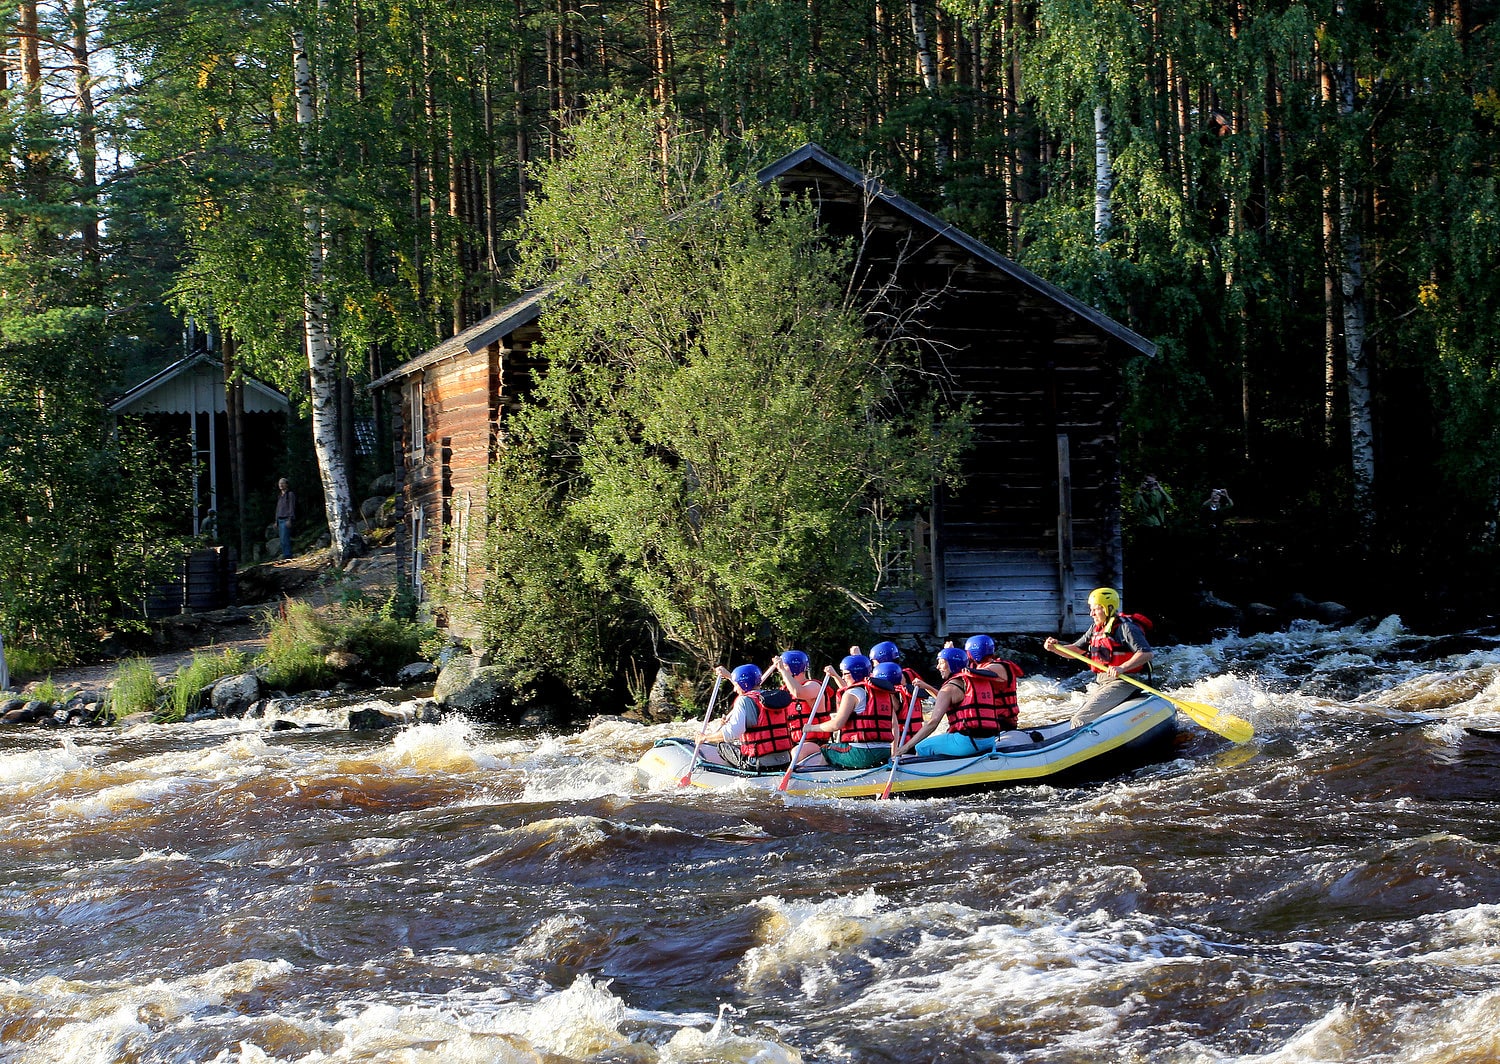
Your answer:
402,350 -> 495,628
393,320 -> 546,637
774,158 -> 1128,639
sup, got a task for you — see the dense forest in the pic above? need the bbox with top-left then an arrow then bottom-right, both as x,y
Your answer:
1,0 -> 1497,663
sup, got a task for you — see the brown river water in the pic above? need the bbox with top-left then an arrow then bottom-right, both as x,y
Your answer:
3,616 -> 1500,1063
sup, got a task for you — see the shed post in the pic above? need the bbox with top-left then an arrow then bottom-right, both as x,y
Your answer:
1056,433 -> 1077,633
930,486 -> 947,637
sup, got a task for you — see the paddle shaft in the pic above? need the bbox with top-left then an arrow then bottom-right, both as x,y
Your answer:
878,685 -> 924,800
1052,642 -> 1254,743
778,673 -> 832,792
678,674 -> 724,787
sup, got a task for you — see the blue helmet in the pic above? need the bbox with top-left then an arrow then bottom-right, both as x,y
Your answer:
780,650 -> 810,675
965,634 -> 996,664
731,664 -> 763,691
870,640 -> 902,664
937,647 -> 968,675
871,661 -> 903,691
840,654 -> 872,682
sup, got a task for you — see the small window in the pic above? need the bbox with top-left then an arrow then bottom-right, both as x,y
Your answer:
408,379 -> 425,460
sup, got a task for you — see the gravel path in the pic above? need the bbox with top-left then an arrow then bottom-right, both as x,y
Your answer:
12,542 -> 398,697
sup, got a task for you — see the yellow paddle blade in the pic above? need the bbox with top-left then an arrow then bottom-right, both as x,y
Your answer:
1167,694 -> 1255,744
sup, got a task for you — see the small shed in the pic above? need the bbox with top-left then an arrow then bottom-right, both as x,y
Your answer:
371,144 -> 1153,639
111,351 -> 291,542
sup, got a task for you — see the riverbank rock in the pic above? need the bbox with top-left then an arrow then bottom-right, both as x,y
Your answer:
324,650 -> 363,675
3,700 -> 48,724
211,673 -> 262,715
396,661 -> 437,684
433,653 -> 516,717
348,701 -> 441,732
645,667 -> 678,723
1313,600 -> 1353,625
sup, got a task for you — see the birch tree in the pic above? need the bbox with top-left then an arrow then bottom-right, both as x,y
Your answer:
293,24 -> 360,562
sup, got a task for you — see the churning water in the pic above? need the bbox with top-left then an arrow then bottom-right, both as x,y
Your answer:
3,616 -> 1500,1063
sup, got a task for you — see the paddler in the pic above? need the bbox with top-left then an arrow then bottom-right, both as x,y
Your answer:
895,642 -> 1021,757
802,654 -> 898,769
695,663 -> 794,771
869,640 -> 940,699
773,650 -> 832,758
1044,586 -> 1154,728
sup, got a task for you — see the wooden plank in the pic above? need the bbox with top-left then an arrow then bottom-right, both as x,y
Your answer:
1056,434 -> 1077,634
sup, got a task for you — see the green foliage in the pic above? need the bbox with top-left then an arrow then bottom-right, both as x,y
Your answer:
26,677 -> 70,705
162,649 -> 251,723
329,605 -> 434,678
109,658 -> 162,719
3,645 -> 65,689
470,99 -> 970,688
258,597 -> 435,691
260,601 -> 334,691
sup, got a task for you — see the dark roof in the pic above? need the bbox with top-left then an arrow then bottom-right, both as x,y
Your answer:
369,287 -> 551,391
757,144 -> 1154,357
371,143 -> 1153,391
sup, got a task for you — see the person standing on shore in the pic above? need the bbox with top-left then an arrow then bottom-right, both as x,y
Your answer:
1136,475 -> 1174,529
276,478 -> 297,560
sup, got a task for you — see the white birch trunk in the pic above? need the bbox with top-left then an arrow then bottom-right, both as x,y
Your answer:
908,0 -> 950,173
294,27 -> 358,562
1093,101 -> 1113,244
1337,56 -> 1376,534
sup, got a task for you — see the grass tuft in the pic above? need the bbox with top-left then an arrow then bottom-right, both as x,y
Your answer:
110,657 -> 161,718
161,649 -> 251,722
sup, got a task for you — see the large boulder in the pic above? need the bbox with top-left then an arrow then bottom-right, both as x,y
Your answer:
433,653 -> 514,716
348,701 -> 442,732
396,661 -> 437,684
324,650 -> 364,675
1312,600 -> 1353,626
210,673 -> 262,715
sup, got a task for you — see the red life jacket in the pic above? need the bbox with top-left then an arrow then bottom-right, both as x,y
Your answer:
738,691 -> 794,759
839,681 -> 897,744
788,683 -> 833,745
947,662 -> 1022,735
1088,615 -> 1150,671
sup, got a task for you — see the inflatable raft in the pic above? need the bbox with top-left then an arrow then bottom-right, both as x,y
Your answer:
635,695 -> 1178,798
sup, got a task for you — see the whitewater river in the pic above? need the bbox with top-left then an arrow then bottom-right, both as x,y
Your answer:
3,616 -> 1500,1063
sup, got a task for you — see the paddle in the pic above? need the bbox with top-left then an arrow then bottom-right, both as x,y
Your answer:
678,674 -> 725,787
778,672 -> 833,792
1053,643 -> 1255,744
878,684 -> 924,800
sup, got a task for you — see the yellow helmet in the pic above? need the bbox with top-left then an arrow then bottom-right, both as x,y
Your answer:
1088,587 -> 1121,613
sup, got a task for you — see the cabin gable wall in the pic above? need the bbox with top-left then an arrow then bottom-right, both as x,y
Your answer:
392,322 -> 544,637
775,164 -> 1128,638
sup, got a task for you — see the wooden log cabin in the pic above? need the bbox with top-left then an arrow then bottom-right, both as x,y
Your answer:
370,144 -> 1153,641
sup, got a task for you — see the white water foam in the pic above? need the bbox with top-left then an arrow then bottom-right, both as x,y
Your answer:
0,959 -> 294,1064
1182,989 -> 1500,1063
2,962 -> 799,1064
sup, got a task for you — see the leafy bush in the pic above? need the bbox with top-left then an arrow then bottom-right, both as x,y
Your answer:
110,657 -> 161,718
3,643 -> 67,689
162,648 -> 250,722
329,604 -> 430,677
259,600 -> 333,690
258,598 -> 434,692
